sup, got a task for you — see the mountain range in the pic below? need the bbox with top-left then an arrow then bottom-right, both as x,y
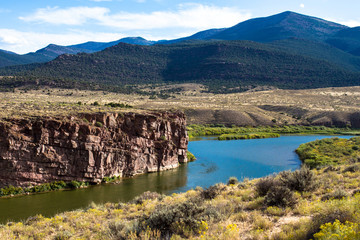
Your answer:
1,11 -> 360,69
0,11 -> 359,93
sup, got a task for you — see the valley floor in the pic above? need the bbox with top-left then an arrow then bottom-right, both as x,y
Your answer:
0,86 -> 359,127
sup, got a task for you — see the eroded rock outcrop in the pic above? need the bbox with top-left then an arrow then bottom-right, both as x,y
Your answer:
0,111 -> 188,188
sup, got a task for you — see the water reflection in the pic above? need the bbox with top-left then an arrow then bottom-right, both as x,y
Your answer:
0,164 -> 188,223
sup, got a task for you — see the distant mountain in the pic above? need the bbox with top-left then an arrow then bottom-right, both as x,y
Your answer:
0,37 -> 154,68
205,11 -> 347,42
0,11 -> 360,77
0,49 -> 16,55
158,28 -> 225,45
0,50 -> 34,68
69,37 -> 154,52
326,27 -> 360,56
5,40 -> 355,93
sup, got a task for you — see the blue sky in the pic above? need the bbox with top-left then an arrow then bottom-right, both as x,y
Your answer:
1,0 -> 359,54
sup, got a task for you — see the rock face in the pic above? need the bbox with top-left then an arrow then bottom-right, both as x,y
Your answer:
0,111 -> 188,188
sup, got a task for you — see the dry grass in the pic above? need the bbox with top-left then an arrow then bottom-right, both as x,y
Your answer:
0,86 -> 359,125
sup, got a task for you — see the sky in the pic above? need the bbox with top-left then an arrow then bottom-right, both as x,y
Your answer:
1,0 -> 359,54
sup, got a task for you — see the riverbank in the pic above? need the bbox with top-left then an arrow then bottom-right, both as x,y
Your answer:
187,124 -> 360,139
1,137 -> 359,239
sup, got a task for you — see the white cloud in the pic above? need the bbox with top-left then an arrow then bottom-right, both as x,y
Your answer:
300,3 -> 305,8
339,20 -> 360,27
326,17 -> 360,27
0,29 -> 125,54
10,4 -> 252,54
19,6 -> 109,25
20,4 -> 251,30
90,0 -> 112,2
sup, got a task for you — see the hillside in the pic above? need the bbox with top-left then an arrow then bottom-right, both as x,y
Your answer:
326,27 -> 360,56
206,11 -> 347,42
268,38 -> 360,72
10,40 -> 356,93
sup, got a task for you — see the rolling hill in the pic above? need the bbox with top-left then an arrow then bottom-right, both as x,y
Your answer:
4,40 -> 356,93
326,27 -> 360,56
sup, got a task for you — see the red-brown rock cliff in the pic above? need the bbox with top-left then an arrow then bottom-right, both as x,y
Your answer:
0,111 -> 188,188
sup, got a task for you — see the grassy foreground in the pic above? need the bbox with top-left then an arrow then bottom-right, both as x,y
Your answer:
0,137 -> 360,240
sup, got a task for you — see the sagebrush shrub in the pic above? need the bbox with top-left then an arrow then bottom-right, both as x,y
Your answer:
131,191 -> 162,205
279,167 -> 317,192
255,176 -> 278,197
144,198 -> 215,237
201,184 -> 225,200
227,177 -> 239,185
265,185 -> 297,207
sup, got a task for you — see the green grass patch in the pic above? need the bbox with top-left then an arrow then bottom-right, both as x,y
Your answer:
187,124 -> 360,138
218,132 -> 280,140
296,137 -> 360,168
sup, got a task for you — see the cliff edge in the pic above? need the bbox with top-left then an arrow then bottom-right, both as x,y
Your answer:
0,111 -> 188,188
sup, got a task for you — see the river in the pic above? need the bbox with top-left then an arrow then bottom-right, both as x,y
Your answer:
0,135 -> 353,223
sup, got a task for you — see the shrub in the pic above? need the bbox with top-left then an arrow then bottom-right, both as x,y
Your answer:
227,177 -> 239,185
279,167 -> 317,193
50,181 -> 67,190
108,220 -> 140,239
144,198 -> 216,237
313,220 -> 360,240
67,181 -> 81,189
92,101 -> 100,106
343,164 -> 360,173
321,189 -> 349,201
158,136 -> 166,141
265,185 -> 297,207
95,121 -> 103,127
131,191 -> 162,205
255,176 -> 278,197
0,185 -> 24,196
353,189 -> 360,196
307,204 -> 358,239
201,184 -> 225,200
186,151 -> 196,162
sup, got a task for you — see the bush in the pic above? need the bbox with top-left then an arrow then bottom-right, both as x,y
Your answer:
279,167 -> 317,193
95,121 -> 103,127
67,181 -> 81,189
50,181 -> 67,190
306,203 -> 358,239
144,198 -> 216,237
227,177 -> 239,185
321,189 -> 349,201
255,176 -> 278,197
265,185 -> 297,207
313,220 -> 360,240
186,151 -> 196,162
131,191 -> 162,205
343,164 -> 360,173
201,184 -> 225,200
0,185 -> 24,196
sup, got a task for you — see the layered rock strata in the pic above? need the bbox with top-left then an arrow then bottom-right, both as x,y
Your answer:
0,111 -> 188,188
